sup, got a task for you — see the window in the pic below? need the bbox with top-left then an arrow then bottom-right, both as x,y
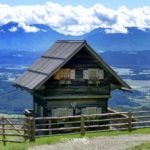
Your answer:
51,108 -> 73,117
57,108 -> 68,117
54,69 -> 74,80
88,69 -> 104,80
86,107 -> 97,115
88,69 -> 99,86
81,107 -> 102,115
75,69 -> 83,79
88,70 -> 98,80
97,107 -> 102,114
68,108 -> 73,116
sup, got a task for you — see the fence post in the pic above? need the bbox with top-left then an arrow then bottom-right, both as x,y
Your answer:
80,115 -> 85,136
2,116 -> 6,146
24,117 -> 29,142
29,117 -> 35,142
26,117 -> 30,141
128,111 -> 132,132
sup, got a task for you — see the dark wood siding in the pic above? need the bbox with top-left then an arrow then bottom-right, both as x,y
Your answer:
33,96 -> 47,117
44,48 -> 111,91
33,47 -> 111,117
46,98 -> 108,116
63,47 -> 100,68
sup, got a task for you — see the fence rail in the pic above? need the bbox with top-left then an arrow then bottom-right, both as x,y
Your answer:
0,110 -> 150,145
34,110 -> 150,138
0,117 -> 29,145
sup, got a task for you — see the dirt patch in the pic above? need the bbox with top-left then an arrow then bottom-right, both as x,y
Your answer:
29,134 -> 150,150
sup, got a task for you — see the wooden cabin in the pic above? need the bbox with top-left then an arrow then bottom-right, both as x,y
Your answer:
14,40 -> 131,117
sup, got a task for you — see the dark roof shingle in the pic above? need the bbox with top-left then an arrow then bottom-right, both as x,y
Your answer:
29,57 -> 64,75
14,40 -> 131,90
15,71 -> 47,90
14,40 -> 85,90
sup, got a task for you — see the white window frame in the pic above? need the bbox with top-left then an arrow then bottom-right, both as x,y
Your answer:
83,70 -> 88,79
70,70 -> 75,79
98,69 -> 104,79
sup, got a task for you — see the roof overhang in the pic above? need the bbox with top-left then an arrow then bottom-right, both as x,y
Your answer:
13,40 -> 131,91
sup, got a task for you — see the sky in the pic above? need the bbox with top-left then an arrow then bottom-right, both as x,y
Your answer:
0,0 -> 150,35
0,0 -> 150,9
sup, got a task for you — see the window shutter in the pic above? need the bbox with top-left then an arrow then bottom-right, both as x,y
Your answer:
97,107 -> 102,114
57,108 -> 68,117
88,69 -> 99,80
99,69 -> 104,79
52,109 -> 57,117
70,70 -> 75,79
86,107 -> 97,114
83,70 -> 88,79
68,108 -> 73,116
54,71 -> 60,80
81,108 -> 87,114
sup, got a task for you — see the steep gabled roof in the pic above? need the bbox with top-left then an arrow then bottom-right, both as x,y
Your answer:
14,40 -> 131,90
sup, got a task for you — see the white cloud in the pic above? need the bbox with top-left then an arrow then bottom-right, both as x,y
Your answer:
0,2 -> 150,35
105,25 -> 128,34
18,23 -> 40,32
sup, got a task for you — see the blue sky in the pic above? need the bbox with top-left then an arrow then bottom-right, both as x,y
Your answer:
0,0 -> 150,8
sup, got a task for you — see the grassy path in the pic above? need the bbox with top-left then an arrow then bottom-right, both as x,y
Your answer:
29,134 -> 150,150
0,128 -> 150,150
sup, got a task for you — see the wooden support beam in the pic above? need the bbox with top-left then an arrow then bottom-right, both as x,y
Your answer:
2,117 -> 6,146
128,111 -> 132,132
29,118 -> 35,142
80,115 -> 85,136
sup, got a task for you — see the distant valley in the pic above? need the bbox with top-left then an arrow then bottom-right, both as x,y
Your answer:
0,50 -> 149,114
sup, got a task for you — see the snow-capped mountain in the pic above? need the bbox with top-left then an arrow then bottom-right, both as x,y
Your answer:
1,22 -> 150,52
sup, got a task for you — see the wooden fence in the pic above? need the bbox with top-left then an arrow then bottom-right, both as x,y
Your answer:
34,110 -> 150,138
0,117 -> 31,145
0,110 -> 150,145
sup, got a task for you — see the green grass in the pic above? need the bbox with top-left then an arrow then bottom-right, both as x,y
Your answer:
0,128 -> 150,150
128,142 -> 150,150
0,114 -> 23,118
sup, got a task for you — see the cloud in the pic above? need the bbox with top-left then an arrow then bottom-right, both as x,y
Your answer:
105,24 -> 128,34
0,2 -> 150,35
18,23 -> 40,32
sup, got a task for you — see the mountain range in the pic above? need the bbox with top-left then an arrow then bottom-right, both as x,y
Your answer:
0,22 -> 150,114
1,22 -> 150,52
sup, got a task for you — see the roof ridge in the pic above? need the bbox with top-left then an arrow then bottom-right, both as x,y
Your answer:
56,40 -> 86,43
14,40 -> 131,91
41,56 -> 65,60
